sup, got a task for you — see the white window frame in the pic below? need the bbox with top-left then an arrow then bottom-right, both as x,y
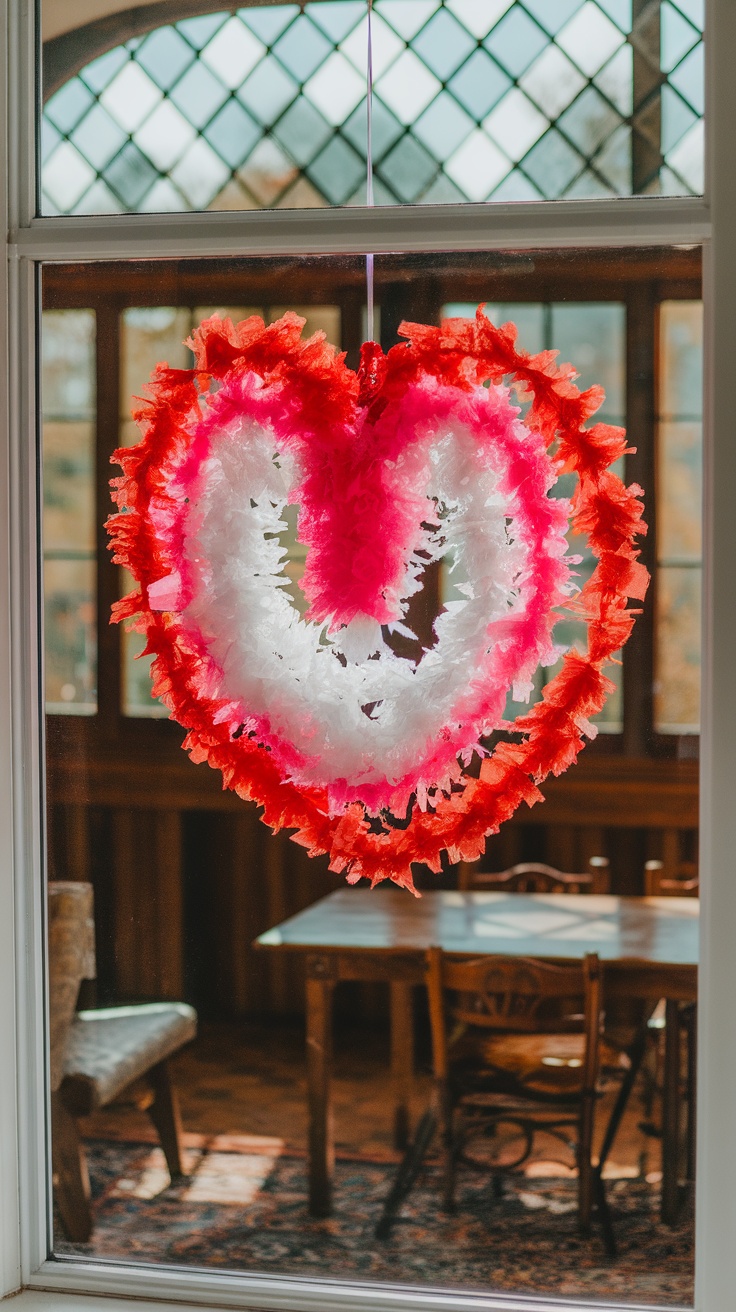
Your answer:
0,2 -> 733,1310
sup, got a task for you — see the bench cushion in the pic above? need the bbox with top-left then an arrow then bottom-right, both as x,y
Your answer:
61,1002 -> 197,1112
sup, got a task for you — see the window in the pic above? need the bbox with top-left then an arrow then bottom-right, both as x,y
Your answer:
8,2 -> 736,1312
41,0 -> 705,214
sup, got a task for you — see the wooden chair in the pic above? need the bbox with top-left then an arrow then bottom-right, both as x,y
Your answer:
426,948 -> 611,1236
49,881 -> 197,1242
457,857 -> 610,894
645,859 -> 699,898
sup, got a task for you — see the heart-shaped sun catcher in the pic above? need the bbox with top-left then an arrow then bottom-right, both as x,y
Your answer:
107,308 -> 648,894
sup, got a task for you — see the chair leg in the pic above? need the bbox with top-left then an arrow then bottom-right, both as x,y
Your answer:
51,1091 -> 92,1243
578,1095 -> 595,1236
147,1060 -> 185,1181
374,1108 -> 437,1240
685,1004 -> 697,1185
443,1116 -> 458,1214
661,999 -> 682,1224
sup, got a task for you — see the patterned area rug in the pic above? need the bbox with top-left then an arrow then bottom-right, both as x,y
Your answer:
56,1133 -> 693,1305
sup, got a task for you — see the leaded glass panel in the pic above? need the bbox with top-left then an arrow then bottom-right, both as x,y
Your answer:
41,0 -> 705,214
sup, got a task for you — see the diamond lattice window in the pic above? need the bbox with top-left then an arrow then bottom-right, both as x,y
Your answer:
41,0 -> 704,213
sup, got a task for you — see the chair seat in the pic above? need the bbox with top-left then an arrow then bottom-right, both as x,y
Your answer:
61,1002 -> 197,1113
452,1032 -> 627,1097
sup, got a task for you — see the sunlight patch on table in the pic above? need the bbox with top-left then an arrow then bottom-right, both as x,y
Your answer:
474,909 -> 586,936
548,918 -> 617,940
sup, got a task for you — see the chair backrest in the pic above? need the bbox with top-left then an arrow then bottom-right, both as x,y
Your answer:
48,882 -> 96,1092
644,859 -> 699,898
426,948 -> 602,1093
457,858 -> 610,895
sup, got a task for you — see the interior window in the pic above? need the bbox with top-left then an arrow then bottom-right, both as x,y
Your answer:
43,249 -> 699,1308
41,309 -> 97,713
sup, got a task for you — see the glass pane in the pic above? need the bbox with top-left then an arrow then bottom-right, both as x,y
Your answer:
655,565 -> 701,733
119,308 -> 196,707
43,556 -> 97,713
44,251 -> 697,1308
656,300 -> 703,733
195,304 -> 262,321
42,309 -> 97,714
658,421 -> 702,562
548,303 -> 623,733
40,0 -> 704,214
120,306 -> 193,439
121,628 -> 168,717
267,304 -> 341,346
550,301 -> 625,416
43,422 -> 95,553
120,571 -> 169,720
444,301 -> 546,354
42,308 -> 96,419
660,300 -> 703,420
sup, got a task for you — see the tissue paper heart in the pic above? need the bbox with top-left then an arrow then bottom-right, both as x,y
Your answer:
107,309 -> 648,893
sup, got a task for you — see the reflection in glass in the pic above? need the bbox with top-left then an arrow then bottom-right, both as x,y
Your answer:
41,0 -> 704,214
42,309 -> 97,713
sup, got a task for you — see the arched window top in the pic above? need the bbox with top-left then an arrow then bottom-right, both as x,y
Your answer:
41,0 -> 704,216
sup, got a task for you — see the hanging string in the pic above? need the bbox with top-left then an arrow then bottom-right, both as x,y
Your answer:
365,0 -> 375,343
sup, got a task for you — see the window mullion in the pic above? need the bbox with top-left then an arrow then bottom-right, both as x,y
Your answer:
11,196 -> 711,263
631,0 -> 663,195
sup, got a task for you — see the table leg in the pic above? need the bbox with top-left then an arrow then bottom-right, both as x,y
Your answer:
306,971 -> 334,1217
661,998 -> 681,1224
390,981 -> 414,1150
686,1004 -> 697,1184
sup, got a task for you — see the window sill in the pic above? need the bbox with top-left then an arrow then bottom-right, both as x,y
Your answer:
22,1262 -> 671,1312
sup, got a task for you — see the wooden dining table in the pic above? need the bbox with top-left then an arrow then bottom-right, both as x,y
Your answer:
255,887 -> 699,1223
